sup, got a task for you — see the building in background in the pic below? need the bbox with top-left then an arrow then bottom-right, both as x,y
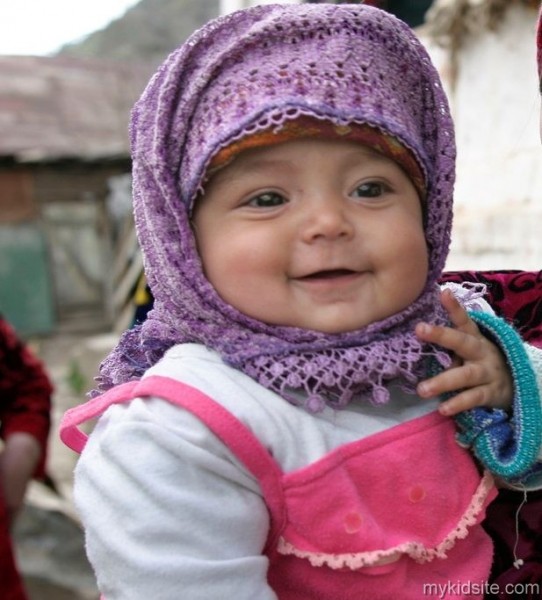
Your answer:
424,0 -> 541,270
0,56 -> 153,336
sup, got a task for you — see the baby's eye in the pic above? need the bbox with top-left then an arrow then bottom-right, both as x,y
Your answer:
351,181 -> 389,199
247,191 -> 287,208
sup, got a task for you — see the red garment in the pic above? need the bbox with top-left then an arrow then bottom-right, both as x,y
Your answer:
440,270 -> 542,348
0,316 -> 53,600
0,488 -> 28,600
0,318 -> 52,464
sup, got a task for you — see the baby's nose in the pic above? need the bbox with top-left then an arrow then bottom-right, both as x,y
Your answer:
300,197 -> 355,242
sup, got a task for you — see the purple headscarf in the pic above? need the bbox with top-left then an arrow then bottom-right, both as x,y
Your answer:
97,3 -> 455,411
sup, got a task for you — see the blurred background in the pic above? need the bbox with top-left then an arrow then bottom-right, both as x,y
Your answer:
0,1 -> 540,598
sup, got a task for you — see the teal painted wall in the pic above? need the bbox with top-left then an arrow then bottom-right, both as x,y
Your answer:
0,223 -> 55,336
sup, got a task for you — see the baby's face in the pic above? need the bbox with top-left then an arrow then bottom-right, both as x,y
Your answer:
192,138 -> 428,334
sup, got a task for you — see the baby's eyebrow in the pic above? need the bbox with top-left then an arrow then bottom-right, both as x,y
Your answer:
207,143 -> 393,190
209,156 -> 294,187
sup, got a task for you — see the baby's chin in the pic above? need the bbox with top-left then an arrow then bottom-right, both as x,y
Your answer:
261,316 -> 379,335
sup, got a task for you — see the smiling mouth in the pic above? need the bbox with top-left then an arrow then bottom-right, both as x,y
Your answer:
298,269 -> 358,281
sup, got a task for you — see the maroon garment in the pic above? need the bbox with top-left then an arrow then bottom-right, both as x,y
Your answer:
0,488 -> 28,600
440,270 -> 542,348
0,317 -> 52,464
483,489 -> 542,599
0,316 -> 53,600
440,271 -> 542,597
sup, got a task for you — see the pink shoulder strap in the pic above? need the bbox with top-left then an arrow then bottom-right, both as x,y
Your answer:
60,380 -> 141,453
59,375 -> 286,533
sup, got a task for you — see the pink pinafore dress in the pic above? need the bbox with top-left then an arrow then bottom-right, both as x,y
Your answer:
61,375 -> 497,600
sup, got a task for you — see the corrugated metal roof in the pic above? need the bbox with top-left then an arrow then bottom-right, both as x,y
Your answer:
0,55 -> 154,161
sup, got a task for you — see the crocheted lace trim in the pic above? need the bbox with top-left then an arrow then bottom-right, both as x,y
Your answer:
276,470 -> 494,569
195,107 -> 427,202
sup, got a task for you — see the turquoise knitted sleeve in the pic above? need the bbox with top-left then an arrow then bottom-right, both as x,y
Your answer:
454,311 -> 542,485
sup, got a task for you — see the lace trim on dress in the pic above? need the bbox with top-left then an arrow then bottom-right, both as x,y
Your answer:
277,470 -> 495,569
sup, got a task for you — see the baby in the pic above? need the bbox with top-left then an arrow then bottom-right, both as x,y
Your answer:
61,4 -> 542,599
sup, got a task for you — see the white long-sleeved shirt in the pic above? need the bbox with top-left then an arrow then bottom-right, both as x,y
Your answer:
75,343 -> 442,600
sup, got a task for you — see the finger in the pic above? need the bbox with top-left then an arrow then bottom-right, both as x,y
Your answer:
417,361 -> 488,399
440,288 -> 480,336
437,381 -> 511,415
437,386 -> 492,416
415,322 -> 485,362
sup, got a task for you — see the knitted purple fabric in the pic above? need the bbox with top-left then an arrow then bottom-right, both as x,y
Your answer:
97,3 -> 456,410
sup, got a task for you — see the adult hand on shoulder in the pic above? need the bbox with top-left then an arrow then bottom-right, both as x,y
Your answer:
414,288 -> 513,417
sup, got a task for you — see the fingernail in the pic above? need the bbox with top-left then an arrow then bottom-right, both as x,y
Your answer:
439,404 -> 450,416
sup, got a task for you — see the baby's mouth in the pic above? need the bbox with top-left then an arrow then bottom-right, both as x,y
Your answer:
298,269 -> 358,281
